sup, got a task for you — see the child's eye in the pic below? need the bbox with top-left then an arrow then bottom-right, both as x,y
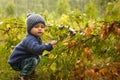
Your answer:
34,25 -> 39,28
41,25 -> 45,28
34,23 -> 45,28
34,25 -> 45,28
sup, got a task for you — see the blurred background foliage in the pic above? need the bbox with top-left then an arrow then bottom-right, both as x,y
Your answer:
0,0 -> 119,19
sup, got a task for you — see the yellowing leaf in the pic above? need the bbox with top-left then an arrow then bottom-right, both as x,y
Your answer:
48,54 -> 55,60
81,47 -> 93,61
60,14 -> 69,25
99,68 -> 107,76
6,24 -> 10,28
85,27 -> 92,37
50,63 -> 56,72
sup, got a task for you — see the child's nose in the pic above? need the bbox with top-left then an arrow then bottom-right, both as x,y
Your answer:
38,27 -> 42,30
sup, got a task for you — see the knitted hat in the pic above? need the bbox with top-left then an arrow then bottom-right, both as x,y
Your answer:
26,13 -> 46,33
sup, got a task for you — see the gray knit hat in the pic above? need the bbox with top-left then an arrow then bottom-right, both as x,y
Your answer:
26,13 -> 46,33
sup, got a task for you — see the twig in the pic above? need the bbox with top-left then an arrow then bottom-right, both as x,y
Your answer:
47,24 -> 84,36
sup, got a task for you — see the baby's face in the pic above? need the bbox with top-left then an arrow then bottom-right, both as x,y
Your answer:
30,23 -> 45,37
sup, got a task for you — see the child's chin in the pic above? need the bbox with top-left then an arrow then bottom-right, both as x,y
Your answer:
38,33 -> 43,36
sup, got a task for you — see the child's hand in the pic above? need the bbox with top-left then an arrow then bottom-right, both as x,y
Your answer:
50,40 -> 57,48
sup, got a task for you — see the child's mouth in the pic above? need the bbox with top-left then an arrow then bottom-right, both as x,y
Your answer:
38,32 -> 43,34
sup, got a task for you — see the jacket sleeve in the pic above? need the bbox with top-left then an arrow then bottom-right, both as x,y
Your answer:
23,38 -> 53,55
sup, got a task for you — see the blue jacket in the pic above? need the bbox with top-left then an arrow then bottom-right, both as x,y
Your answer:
8,34 -> 53,64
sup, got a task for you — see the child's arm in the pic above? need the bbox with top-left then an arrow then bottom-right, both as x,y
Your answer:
24,39 -> 57,55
